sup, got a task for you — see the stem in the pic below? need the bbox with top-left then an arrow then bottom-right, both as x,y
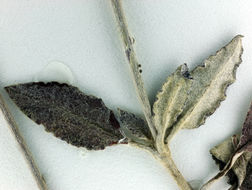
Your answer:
157,145 -> 192,190
110,1 -> 192,189
110,0 -> 157,140
158,155 -> 192,190
131,141 -> 192,190
0,94 -> 48,190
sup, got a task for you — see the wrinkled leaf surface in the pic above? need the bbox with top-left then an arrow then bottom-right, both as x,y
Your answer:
153,35 -> 243,144
5,82 -> 123,150
202,102 -> 252,189
118,109 -> 152,145
170,35 -> 243,143
153,64 -> 191,142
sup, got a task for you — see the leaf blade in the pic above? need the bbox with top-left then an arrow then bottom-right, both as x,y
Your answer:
167,35 -> 243,143
239,102 -> 252,148
184,36 -> 242,128
210,135 -> 252,188
5,82 -> 123,150
118,109 -> 153,146
153,64 -> 192,141
183,35 -> 243,129
202,102 -> 252,189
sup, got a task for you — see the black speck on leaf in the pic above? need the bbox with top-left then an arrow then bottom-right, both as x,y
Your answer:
5,82 -> 123,150
181,63 -> 192,79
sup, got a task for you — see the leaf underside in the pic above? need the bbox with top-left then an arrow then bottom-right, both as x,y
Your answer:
210,135 -> 251,189
207,102 -> 252,189
118,109 -> 152,145
153,35 -> 243,144
5,82 -> 123,150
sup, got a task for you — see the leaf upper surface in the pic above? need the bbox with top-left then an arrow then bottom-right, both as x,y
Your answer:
153,35 -> 243,145
179,35 -> 243,130
153,64 -> 191,141
5,82 -> 123,150
166,35 -> 243,144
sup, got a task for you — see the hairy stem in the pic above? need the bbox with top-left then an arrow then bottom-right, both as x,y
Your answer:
0,94 -> 48,190
158,154 -> 192,190
157,145 -> 192,190
110,1 -> 192,189
131,141 -> 192,190
110,0 -> 156,140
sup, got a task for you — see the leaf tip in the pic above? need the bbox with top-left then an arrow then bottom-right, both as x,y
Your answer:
232,34 -> 244,48
236,34 -> 244,39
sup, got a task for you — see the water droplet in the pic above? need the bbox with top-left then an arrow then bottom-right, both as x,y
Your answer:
34,61 -> 75,84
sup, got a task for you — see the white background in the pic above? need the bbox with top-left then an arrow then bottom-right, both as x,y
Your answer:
0,0 -> 252,190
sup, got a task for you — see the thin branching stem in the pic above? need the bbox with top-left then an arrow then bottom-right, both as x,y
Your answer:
110,0 -> 157,140
131,142 -> 192,190
0,95 -> 48,190
110,1 -> 192,190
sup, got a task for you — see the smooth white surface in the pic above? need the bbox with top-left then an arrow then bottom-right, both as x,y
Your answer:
0,1 -> 251,190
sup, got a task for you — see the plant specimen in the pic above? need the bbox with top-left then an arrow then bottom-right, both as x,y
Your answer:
1,1 -> 247,190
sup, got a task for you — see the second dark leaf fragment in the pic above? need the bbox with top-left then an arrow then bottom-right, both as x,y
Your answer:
118,109 -> 153,146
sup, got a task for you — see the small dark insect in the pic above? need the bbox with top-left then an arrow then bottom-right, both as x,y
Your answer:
139,69 -> 142,73
138,64 -> 141,67
181,63 -> 192,79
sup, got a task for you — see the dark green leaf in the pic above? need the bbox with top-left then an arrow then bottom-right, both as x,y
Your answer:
118,109 -> 153,146
5,82 -> 123,150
